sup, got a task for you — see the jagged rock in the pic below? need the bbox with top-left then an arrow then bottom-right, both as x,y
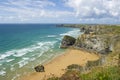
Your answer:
60,35 -> 76,48
99,47 -> 112,54
80,27 -> 85,32
74,34 -> 112,54
34,65 -> 45,72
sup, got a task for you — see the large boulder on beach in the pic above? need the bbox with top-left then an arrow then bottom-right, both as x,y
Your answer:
34,65 -> 45,72
60,35 -> 76,48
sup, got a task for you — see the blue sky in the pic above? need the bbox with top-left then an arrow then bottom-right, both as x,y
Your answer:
0,0 -> 120,24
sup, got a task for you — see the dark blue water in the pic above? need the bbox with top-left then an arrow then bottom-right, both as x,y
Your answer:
0,24 -> 80,80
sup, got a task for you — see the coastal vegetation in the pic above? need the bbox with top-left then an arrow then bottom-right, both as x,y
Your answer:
48,66 -> 120,80
47,24 -> 120,80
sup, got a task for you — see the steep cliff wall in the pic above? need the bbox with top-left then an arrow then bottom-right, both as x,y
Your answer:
60,25 -> 120,54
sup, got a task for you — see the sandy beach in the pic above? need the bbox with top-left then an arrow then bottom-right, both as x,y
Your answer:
20,49 -> 99,80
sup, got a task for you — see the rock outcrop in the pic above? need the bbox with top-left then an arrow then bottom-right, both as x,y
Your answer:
34,65 -> 45,72
86,56 -> 105,69
60,34 -> 112,54
60,35 -> 76,48
74,34 -> 112,54
60,25 -> 120,54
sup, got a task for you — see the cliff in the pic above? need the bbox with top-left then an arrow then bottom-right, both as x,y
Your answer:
60,25 -> 120,54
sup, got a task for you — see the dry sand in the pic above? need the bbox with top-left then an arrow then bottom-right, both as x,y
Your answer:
20,49 -> 99,80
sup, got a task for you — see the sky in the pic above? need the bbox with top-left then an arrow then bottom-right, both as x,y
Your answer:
0,0 -> 120,24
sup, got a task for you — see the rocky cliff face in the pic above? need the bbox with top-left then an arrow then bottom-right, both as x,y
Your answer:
60,25 -> 120,54
74,34 -> 112,54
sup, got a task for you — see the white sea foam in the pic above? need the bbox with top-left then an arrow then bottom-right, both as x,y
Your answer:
0,41 -> 57,71
29,57 -> 36,61
0,70 -> 6,76
60,29 -> 80,38
6,59 -> 14,62
10,65 -> 15,71
18,58 -> 29,68
56,37 -> 62,40
16,41 -> 57,68
22,57 -> 29,60
11,74 -> 20,80
18,61 -> 28,68
0,41 -> 57,61
47,35 -> 56,37
0,51 -> 14,60
37,41 -> 56,46
13,48 -> 35,57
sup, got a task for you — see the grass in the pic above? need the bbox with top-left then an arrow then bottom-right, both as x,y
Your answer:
47,66 -> 120,80
80,66 -> 120,80
47,77 -> 59,80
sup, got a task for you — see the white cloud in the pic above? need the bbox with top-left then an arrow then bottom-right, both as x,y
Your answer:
0,0 -> 120,23
2,0 -> 56,8
0,0 -> 55,21
65,0 -> 120,19
0,0 -> 74,22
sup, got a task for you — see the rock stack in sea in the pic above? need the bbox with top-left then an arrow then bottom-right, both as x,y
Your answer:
60,35 -> 76,48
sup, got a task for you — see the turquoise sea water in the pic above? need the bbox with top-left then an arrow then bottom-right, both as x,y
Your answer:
0,24 -> 80,80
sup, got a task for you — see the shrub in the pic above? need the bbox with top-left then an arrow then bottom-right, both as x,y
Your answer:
47,77 -> 59,80
80,66 -> 120,80
67,64 -> 83,72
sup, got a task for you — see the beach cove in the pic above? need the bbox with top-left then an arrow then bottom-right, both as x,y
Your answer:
0,24 -> 81,80
20,49 -> 99,80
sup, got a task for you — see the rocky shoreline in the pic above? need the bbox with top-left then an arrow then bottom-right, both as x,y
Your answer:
60,24 -> 120,54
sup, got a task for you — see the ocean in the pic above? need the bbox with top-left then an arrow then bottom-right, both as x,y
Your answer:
0,24 -> 80,80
